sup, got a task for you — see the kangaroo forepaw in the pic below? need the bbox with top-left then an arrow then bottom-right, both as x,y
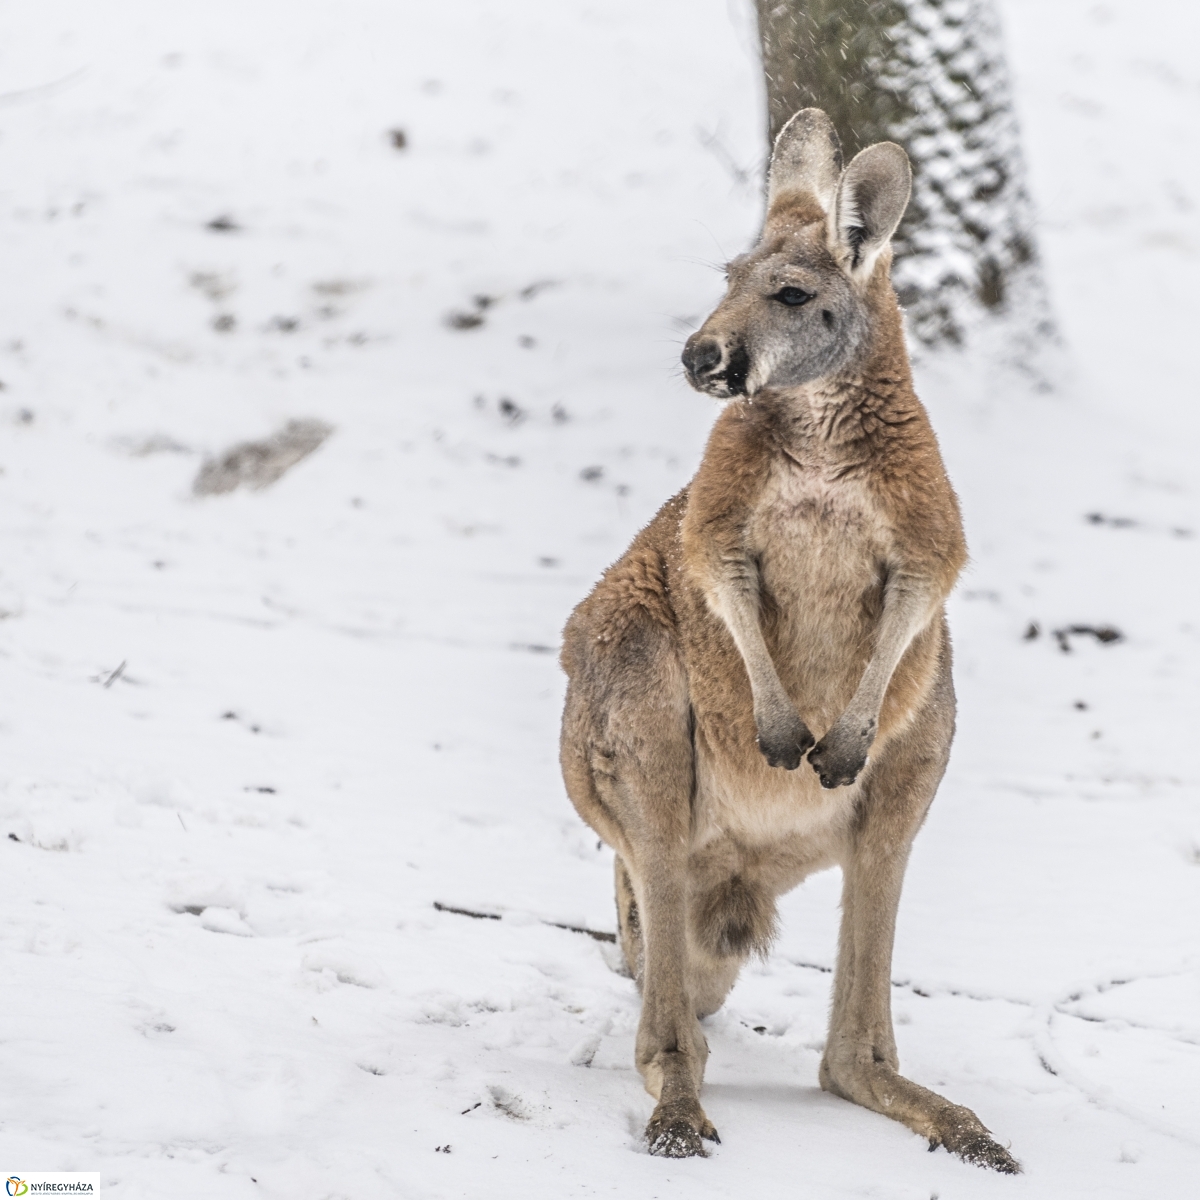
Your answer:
807,744 -> 866,789
645,1102 -> 715,1158
755,708 -> 814,771
808,715 -> 875,788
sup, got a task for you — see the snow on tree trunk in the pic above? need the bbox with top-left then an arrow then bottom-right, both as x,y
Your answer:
753,0 -> 1054,354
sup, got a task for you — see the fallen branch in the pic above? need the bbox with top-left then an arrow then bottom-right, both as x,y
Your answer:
433,901 -> 616,943
546,920 -> 617,944
433,901 -> 499,922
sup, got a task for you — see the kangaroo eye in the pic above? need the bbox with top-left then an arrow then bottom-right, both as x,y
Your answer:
775,286 -> 814,307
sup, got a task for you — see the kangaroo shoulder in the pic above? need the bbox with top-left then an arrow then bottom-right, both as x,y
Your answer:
869,401 -> 967,576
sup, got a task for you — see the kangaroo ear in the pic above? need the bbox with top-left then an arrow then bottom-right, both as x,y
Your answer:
766,108 -> 844,214
831,142 -> 912,281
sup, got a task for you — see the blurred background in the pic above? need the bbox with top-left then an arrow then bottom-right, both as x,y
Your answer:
0,2 -> 1197,1197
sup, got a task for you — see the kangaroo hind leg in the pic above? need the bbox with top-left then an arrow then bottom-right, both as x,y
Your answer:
561,594 -> 716,1157
820,683 -> 1020,1173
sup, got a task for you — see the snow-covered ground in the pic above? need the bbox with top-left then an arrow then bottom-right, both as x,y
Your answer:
0,1 -> 1197,1196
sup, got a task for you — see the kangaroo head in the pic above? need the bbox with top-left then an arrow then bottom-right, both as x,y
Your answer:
682,109 -> 912,398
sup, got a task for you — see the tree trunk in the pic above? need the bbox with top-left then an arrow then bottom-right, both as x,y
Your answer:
753,0 -> 1052,353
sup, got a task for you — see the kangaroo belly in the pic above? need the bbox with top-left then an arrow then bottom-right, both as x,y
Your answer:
692,741 -> 857,872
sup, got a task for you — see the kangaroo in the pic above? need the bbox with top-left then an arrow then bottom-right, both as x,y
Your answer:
558,109 -> 1018,1171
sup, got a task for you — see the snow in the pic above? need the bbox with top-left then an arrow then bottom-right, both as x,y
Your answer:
0,0 -> 1197,1196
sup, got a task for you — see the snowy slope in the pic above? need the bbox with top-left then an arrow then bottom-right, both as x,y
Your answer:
0,1 -> 1196,1197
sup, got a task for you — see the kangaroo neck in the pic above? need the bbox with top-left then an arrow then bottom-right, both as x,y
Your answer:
752,282 -> 917,451
751,360 -> 921,469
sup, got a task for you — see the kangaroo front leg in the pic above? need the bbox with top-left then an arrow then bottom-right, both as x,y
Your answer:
809,578 -> 937,789
635,864 -> 720,1157
706,566 -> 814,770
821,827 -> 1020,1173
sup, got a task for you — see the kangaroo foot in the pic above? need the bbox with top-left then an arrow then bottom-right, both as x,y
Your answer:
821,1057 -> 1019,1174
645,1099 -> 719,1158
928,1115 -> 1020,1174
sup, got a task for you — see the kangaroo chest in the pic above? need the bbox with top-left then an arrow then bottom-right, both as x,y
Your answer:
748,451 -> 890,636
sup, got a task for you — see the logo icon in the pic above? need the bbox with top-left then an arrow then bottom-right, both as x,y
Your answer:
6,1180 -> 27,1197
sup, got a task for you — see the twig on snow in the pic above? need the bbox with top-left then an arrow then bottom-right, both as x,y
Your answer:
433,901 -> 616,943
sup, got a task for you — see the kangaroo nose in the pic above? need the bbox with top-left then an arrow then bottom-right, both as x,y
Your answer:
683,336 -> 723,378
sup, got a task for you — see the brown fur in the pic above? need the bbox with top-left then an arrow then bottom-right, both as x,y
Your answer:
558,109 -> 1018,1171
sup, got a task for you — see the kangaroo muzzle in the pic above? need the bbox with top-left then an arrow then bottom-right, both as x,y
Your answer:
682,334 -> 749,397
